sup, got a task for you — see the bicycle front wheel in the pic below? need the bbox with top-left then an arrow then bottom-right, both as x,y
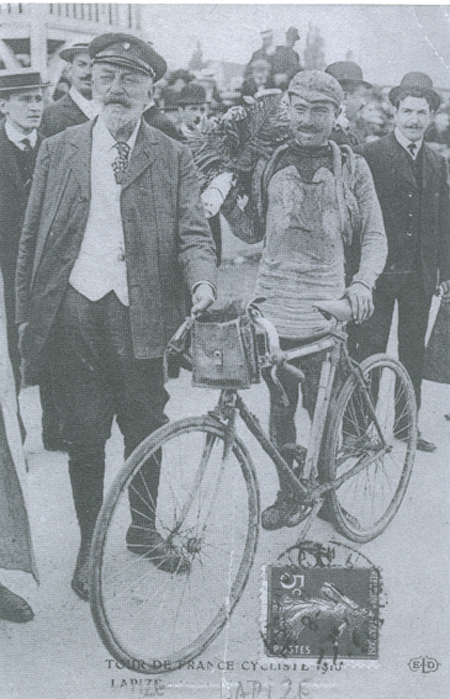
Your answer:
90,416 -> 259,673
321,354 -> 417,543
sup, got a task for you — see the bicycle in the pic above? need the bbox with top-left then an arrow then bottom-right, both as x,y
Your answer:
88,299 -> 417,674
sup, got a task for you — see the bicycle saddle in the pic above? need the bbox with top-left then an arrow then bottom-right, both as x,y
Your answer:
314,298 -> 353,322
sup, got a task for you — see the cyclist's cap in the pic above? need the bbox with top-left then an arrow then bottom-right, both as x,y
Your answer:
89,33 -> 167,81
288,70 -> 344,108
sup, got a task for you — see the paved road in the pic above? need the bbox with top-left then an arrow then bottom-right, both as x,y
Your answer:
1,362 -> 448,699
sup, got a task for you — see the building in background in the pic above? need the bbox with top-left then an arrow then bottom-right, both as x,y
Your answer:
0,4 -> 143,85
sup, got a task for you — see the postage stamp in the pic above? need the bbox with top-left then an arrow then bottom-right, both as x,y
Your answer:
0,3 -> 449,699
262,564 -> 381,661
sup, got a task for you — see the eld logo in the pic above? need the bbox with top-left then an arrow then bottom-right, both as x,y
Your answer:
408,656 -> 440,673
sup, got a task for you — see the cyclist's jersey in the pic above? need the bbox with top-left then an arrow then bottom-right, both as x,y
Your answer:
255,154 -> 345,339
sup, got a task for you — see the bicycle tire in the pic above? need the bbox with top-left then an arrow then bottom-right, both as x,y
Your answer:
320,354 -> 417,543
90,416 -> 259,674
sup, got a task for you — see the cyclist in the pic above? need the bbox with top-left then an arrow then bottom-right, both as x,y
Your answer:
224,70 -> 388,530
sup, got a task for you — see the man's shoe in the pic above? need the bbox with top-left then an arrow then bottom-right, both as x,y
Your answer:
395,430 -> 436,453
71,541 -> 91,601
126,526 -> 190,574
0,583 -> 33,623
416,435 -> 437,452
261,491 -> 305,531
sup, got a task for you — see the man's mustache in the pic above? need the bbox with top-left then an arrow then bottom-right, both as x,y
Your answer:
296,125 -> 322,133
103,95 -> 133,108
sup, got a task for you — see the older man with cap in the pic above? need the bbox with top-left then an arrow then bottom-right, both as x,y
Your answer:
325,61 -> 372,148
350,72 -> 450,452
224,70 -> 387,530
41,42 -> 97,137
16,32 -> 217,599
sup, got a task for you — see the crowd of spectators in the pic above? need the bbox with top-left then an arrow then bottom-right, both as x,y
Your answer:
71,25 -> 442,156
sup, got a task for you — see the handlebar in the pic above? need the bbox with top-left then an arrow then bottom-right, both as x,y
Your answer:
164,298 -> 350,393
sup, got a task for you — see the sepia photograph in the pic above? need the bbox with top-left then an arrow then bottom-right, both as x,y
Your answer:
0,3 -> 448,698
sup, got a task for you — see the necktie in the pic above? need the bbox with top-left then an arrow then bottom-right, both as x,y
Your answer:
112,141 -> 130,185
21,137 -> 32,152
407,142 -> 417,159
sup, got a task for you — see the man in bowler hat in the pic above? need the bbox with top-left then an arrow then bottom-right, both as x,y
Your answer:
16,33 -> 217,599
351,72 -> 450,451
325,61 -> 372,147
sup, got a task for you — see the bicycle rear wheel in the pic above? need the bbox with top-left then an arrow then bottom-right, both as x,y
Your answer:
89,416 -> 259,673
321,354 -> 417,543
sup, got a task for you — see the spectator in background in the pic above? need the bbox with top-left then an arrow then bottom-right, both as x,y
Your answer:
163,69 -> 195,109
272,27 -> 302,91
352,72 -> 450,452
241,58 -> 274,99
325,61 -> 371,147
41,42 -> 97,137
425,105 -> 450,152
142,88 -> 181,140
246,29 -> 276,75
175,82 -> 208,136
0,70 -> 47,444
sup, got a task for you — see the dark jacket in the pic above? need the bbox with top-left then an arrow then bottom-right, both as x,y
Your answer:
357,132 -> 450,296
143,104 -> 181,141
16,119 -> 217,380
0,125 -> 43,333
40,93 -> 88,137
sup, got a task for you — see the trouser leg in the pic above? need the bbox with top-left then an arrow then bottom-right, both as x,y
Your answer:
95,293 -> 170,531
116,359 -> 169,530
397,274 -> 432,412
51,287 -> 115,543
348,276 -> 398,364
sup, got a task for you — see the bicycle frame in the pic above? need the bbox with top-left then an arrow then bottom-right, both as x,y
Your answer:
210,325 -> 390,534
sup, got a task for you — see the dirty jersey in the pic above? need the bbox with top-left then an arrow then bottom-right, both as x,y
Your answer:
255,144 -> 346,338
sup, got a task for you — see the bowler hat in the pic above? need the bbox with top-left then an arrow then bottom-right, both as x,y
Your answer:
177,83 -> 207,106
59,42 -> 90,63
288,70 -> 344,108
389,72 -> 441,111
89,32 -> 167,81
0,69 -> 49,94
325,61 -> 371,89
286,27 -> 300,41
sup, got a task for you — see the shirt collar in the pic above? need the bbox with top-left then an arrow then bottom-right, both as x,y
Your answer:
4,120 -> 38,149
94,114 -> 141,153
394,127 -> 423,159
69,86 -> 99,119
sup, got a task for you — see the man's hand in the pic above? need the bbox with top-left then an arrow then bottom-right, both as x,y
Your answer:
191,283 -> 215,317
344,282 -> 374,324
440,279 -> 450,302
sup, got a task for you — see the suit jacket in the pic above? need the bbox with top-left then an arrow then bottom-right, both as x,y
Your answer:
0,125 -> 43,322
16,119 -> 217,379
40,93 -> 88,137
358,132 -> 450,296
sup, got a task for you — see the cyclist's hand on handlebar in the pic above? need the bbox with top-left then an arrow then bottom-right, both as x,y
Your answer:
344,282 -> 374,324
191,283 -> 216,317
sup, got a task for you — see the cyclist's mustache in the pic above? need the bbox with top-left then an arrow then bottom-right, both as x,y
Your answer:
296,125 -> 322,133
104,95 -> 133,108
